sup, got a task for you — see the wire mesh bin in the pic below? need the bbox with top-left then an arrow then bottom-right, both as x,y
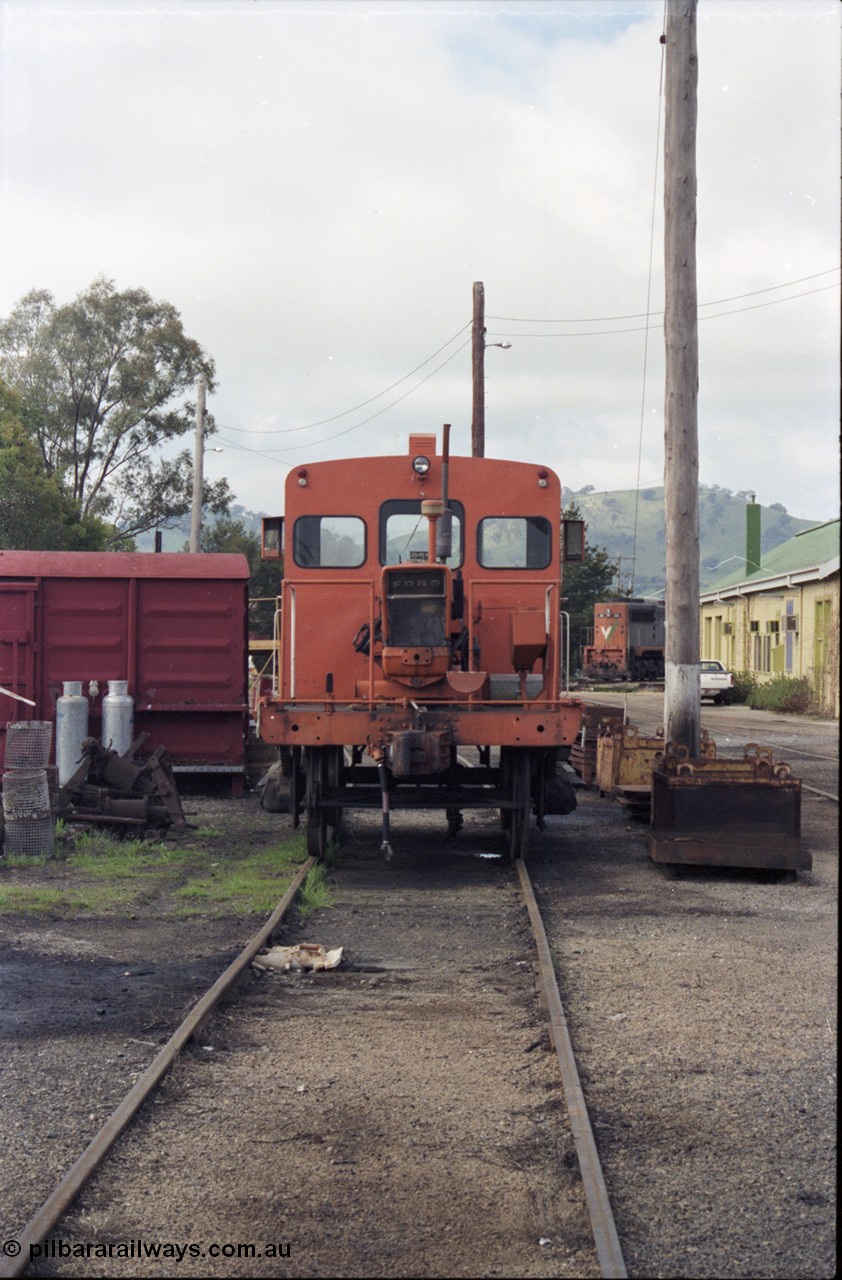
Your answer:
2,769 -> 52,819
3,816 -> 55,857
4,721 -> 53,769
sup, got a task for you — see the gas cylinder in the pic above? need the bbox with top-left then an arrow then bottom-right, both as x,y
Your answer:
102,680 -> 134,756
56,682 -> 89,785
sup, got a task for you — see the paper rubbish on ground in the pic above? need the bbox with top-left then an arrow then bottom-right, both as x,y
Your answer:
252,943 -> 343,972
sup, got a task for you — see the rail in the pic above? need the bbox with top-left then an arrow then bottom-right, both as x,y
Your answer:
516,857 -> 627,1279
0,858 -> 316,1280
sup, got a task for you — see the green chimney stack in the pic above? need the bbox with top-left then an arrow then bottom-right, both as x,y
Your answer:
746,494 -> 761,575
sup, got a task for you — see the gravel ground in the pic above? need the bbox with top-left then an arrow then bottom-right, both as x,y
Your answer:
0,705 -> 836,1278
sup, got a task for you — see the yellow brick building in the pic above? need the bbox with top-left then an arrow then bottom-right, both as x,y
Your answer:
699,518 -> 839,717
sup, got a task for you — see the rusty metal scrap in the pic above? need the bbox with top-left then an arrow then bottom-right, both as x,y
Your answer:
570,704 -> 624,785
57,735 -> 187,831
647,742 -> 809,871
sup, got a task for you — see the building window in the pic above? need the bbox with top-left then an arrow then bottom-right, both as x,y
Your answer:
814,598 -> 831,679
753,633 -> 771,673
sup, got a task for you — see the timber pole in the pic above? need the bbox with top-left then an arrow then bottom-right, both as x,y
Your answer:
189,375 -> 206,554
471,281 -> 485,457
663,0 -> 700,754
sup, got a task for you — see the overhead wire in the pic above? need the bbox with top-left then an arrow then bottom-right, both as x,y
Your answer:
213,267 -> 837,465
485,267 -> 840,324
220,321 -> 471,437
486,281 -> 839,338
216,335 -> 472,461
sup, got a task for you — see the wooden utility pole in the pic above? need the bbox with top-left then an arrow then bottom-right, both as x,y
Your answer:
189,375 -> 206,554
663,0 -> 700,754
471,281 -> 485,457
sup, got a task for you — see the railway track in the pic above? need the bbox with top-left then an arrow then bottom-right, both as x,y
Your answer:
1,832 -> 626,1280
577,688 -> 840,801
0,860 -> 317,1280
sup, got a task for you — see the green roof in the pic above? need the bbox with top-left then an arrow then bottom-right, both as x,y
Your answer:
701,518 -> 840,596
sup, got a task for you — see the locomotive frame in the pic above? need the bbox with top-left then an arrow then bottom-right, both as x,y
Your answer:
257,428 -> 585,858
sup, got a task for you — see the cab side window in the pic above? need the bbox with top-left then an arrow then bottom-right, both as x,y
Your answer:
293,516 -> 366,568
477,516 -> 552,569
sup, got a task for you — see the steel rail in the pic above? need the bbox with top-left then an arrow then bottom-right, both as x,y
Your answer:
516,857 -> 628,1280
0,857 -> 316,1280
801,783 -> 839,803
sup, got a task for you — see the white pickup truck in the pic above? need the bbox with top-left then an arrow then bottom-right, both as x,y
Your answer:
700,659 -> 735,704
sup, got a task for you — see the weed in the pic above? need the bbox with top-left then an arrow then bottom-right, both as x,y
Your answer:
297,864 -> 335,918
747,675 -> 813,714
730,670 -> 758,704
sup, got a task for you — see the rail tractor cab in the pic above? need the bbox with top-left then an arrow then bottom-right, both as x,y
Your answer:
257,427 -> 585,858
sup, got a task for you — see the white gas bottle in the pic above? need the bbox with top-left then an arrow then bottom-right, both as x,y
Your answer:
56,682 -> 89,785
102,680 -> 134,756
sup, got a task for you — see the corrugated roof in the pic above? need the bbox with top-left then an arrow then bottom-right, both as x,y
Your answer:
701,518 -> 840,598
0,550 -> 251,580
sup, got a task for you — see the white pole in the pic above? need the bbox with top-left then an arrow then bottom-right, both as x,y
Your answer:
189,375 -> 206,554
663,0 -> 701,754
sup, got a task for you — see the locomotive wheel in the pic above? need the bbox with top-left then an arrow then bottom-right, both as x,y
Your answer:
325,746 -> 344,839
303,746 -> 343,860
507,750 -> 531,860
304,748 -> 328,859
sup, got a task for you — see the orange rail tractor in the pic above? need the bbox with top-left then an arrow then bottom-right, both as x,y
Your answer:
257,428 -> 585,858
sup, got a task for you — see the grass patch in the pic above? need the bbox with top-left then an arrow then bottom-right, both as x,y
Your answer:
0,822 -> 308,920
0,885 -> 78,914
175,844 -> 306,916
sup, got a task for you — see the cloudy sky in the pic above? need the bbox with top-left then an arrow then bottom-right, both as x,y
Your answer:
1,0 -> 839,523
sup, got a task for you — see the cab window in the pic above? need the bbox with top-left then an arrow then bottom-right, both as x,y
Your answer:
293,516 -> 366,568
380,500 -> 464,567
477,516 -> 552,569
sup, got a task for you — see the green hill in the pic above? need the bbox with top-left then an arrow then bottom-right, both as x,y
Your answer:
562,485 -> 818,598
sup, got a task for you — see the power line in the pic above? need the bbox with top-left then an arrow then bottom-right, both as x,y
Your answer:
214,435 -> 293,469
211,267 -> 837,460
486,267 -> 839,325
220,321 -> 471,437
487,282 -> 839,338
221,336 -> 472,457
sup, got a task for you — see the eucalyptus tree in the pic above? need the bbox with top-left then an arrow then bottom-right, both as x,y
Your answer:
0,379 -> 113,549
0,276 -> 231,543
